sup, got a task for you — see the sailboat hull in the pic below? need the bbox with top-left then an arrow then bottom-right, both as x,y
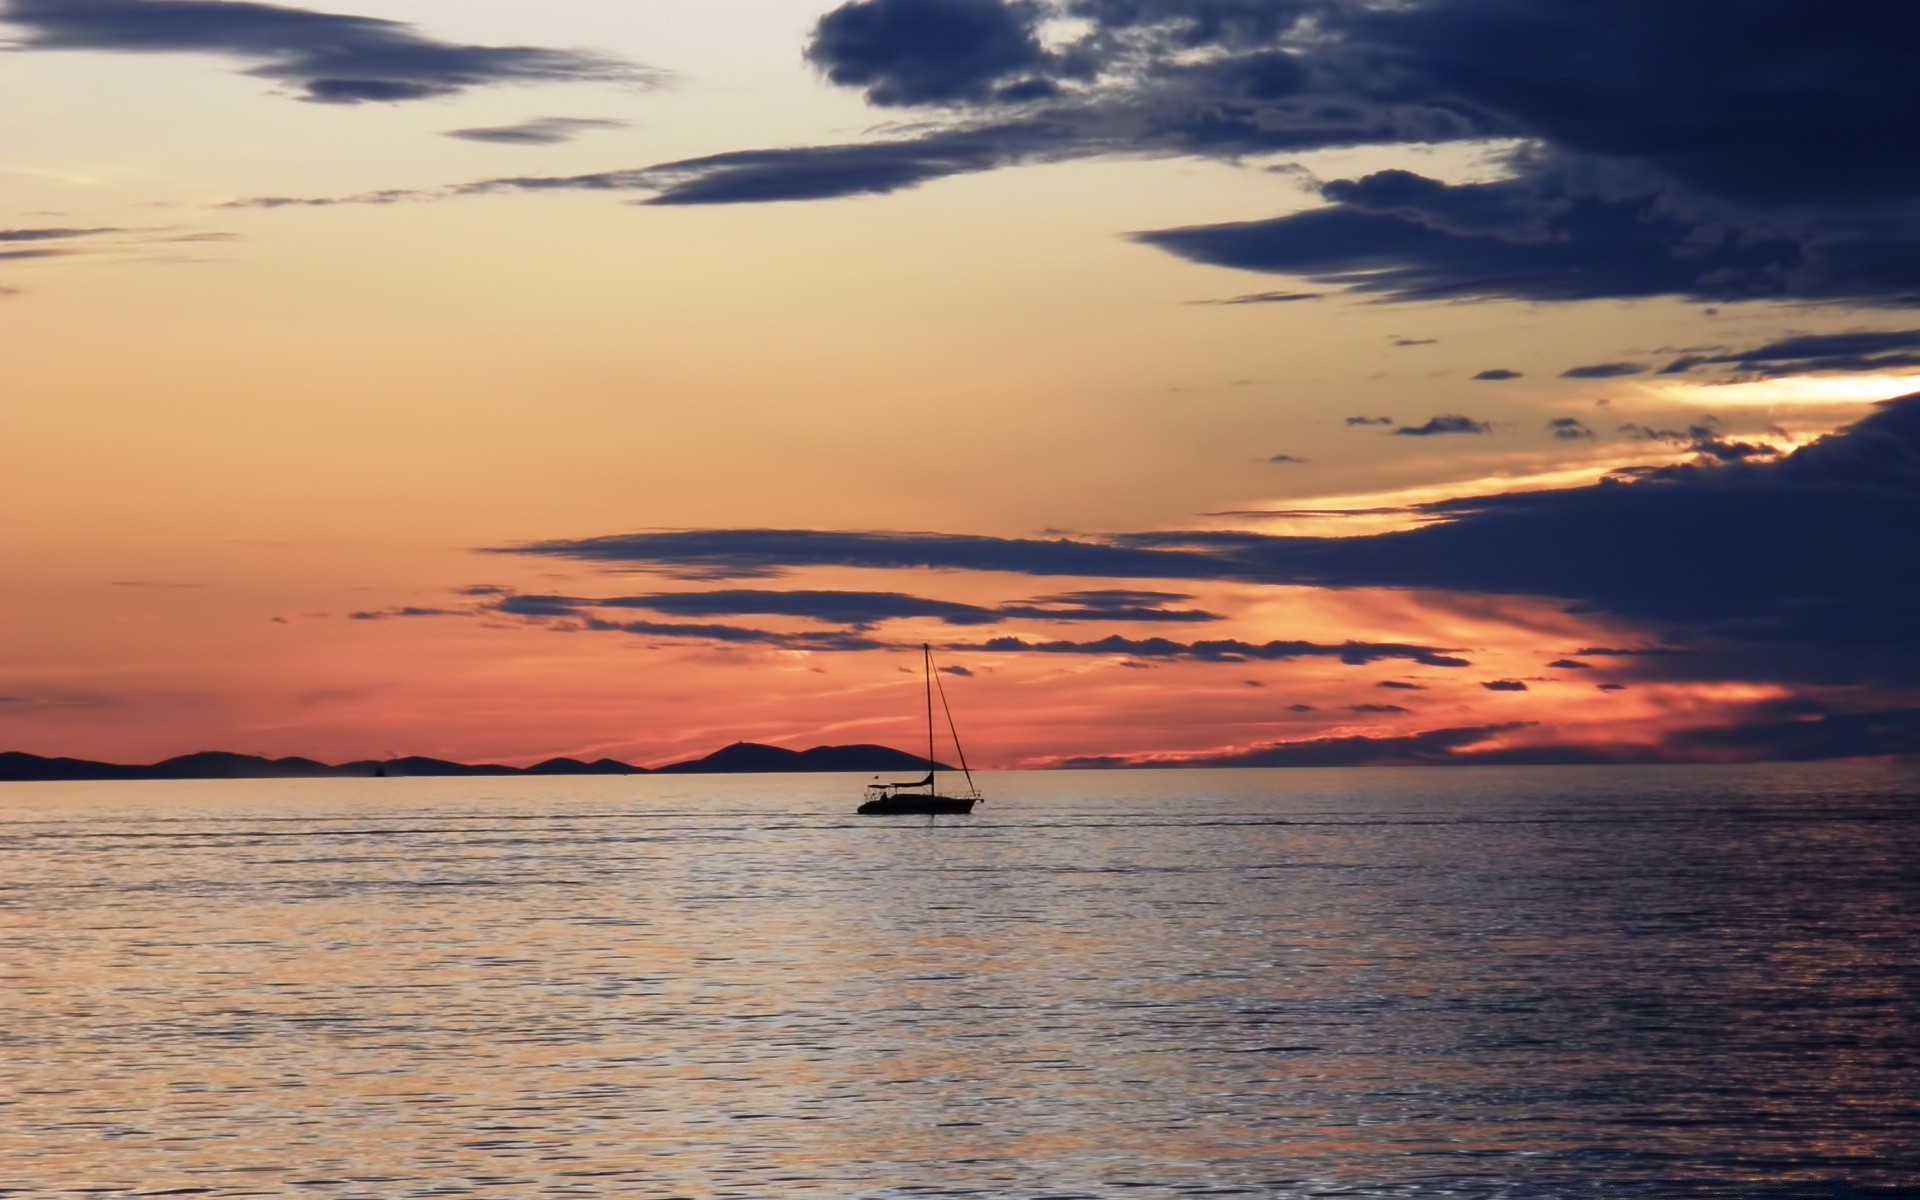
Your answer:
857,794 -> 978,816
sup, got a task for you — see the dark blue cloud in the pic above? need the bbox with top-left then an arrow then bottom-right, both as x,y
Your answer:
963,634 -> 1473,667
491,527 -> 1228,582
443,117 -> 627,146
487,585 -> 1221,629
496,393 -> 1920,685
1088,722 -> 1531,769
1474,369 -> 1521,381
1562,362 -> 1647,380
1347,702 -> 1410,713
1193,290 -> 1323,305
224,0 -> 1920,310
1395,414 -> 1489,437
1661,328 -> 1920,377
1548,417 -> 1594,441
1131,169 -> 1856,305
3,0 -> 648,103
347,606 -> 457,621
1480,679 -> 1528,692
1345,415 -> 1392,427
806,0 -> 1053,106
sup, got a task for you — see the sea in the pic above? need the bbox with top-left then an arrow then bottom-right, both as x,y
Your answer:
1,763 -> 1914,1199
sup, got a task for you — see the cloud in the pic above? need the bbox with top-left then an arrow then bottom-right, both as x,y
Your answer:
1546,658 -> 1592,670
939,664 -> 975,677
1562,362 -> 1648,380
347,606 -> 457,621
1130,165 -> 1889,305
0,226 -> 120,242
443,117 -> 628,146
1377,680 -> 1425,690
2,0 -> 650,104
1267,453 -> 1307,464
485,585 -> 1223,630
1548,417 -> 1595,441
494,392 -> 1920,685
1392,336 -> 1437,347
1395,415 -> 1490,437
956,634 -> 1471,668
1347,702 -> 1410,713
1473,369 -> 1522,381
220,0 -> 1920,310
1079,703 -> 1920,768
1480,679 -> 1529,692
1345,415 -> 1393,427
1661,328 -> 1920,377
805,0 -> 1054,106
491,528 -> 1230,582
1193,290 -> 1322,306
1112,722 -> 1533,769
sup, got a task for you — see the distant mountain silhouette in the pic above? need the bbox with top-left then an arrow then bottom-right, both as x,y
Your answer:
655,741 -> 947,774
0,742 -> 943,782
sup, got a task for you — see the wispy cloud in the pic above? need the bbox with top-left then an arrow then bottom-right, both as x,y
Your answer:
2,0 -> 655,103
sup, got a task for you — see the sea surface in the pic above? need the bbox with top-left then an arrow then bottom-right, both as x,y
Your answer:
2,764 -> 1915,1199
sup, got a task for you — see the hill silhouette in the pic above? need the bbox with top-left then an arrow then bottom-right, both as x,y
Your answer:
0,742 -> 944,782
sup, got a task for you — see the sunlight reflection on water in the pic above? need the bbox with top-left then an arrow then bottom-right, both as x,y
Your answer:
2,764 -> 1915,1198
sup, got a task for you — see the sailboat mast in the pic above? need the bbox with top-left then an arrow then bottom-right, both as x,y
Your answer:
924,642 -> 936,792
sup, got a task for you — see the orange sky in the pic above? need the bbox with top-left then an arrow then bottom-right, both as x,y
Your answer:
4,0 -> 1918,767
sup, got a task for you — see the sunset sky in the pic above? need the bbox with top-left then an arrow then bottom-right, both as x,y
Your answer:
5,0 -> 1920,768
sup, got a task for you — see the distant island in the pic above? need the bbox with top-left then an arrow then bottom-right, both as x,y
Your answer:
0,742 -> 949,783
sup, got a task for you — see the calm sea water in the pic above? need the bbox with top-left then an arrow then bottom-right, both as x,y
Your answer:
2,764 -> 1915,1199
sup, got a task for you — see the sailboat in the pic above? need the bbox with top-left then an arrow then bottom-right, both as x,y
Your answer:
857,643 -> 981,816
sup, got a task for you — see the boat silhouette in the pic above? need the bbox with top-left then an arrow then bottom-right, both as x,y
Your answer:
857,644 -> 981,816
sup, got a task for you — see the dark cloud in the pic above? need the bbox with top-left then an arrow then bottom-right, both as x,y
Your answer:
486,585 -> 1221,630
1345,415 -> 1393,427
1481,679 -> 1529,692
1395,414 -> 1490,437
1347,702 -> 1410,713
347,606 -> 457,621
1392,336 -> 1437,347
1193,290 -> 1323,305
958,634 -> 1471,668
805,0 -> 1053,106
486,124 -> 1060,206
1661,705 -> 1920,762
221,0 -> 1920,309
1131,166 -> 1878,305
1546,658 -> 1591,670
443,117 -> 628,146
492,527 -> 1228,582
1473,369 -> 1521,381
497,392 -> 1920,686
1267,453 -> 1307,464
0,226 -> 120,242
1661,328 -> 1920,377
939,664 -> 975,677
1082,704 -> 1920,768
3,0 -> 649,104
1132,722 -> 1533,769
578,616 -> 890,653
1376,680 -> 1425,690
1548,417 -> 1594,441
1562,362 -> 1648,380
1597,683 -> 1628,692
